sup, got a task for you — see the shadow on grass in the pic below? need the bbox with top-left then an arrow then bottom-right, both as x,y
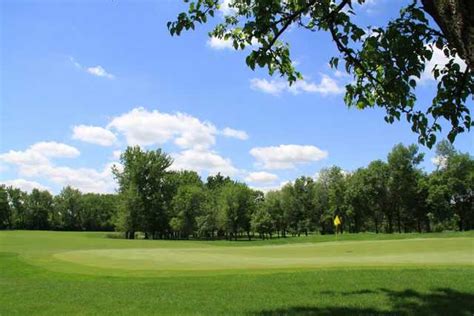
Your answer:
254,288 -> 474,316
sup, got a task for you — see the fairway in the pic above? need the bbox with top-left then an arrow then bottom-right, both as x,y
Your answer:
1,231 -> 474,315
54,238 -> 473,272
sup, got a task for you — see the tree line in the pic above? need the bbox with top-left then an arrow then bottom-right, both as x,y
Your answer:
0,186 -> 118,231
0,141 -> 472,239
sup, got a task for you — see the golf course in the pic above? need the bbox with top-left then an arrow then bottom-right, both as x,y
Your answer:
1,231 -> 473,315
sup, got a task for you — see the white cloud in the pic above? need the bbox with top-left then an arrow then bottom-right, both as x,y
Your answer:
419,46 -> 466,83
108,107 -> 218,150
170,148 -> 238,176
359,0 -> 383,15
18,162 -> 117,194
245,171 -> 278,184
69,57 -> 114,79
112,150 -> 122,160
86,66 -> 115,79
221,127 -> 249,140
207,36 -> 234,50
250,78 -> 287,95
219,0 -> 237,16
250,75 -> 344,96
250,180 -> 290,193
333,69 -> 350,78
207,35 -> 259,51
72,125 -> 117,146
30,142 -> 80,158
0,142 -> 79,167
1,179 -> 51,192
250,144 -> 328,170
431,155 -> 447,169
0,141 -> 118,193
289,75 -> 345,95
32,163 -> 117,193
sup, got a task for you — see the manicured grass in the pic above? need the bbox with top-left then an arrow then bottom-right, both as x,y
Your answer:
1,231 -> 473,315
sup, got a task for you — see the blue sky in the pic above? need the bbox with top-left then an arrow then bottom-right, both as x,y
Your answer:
1,0 -> 472,193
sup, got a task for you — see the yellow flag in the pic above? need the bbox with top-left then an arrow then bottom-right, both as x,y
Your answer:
333,215 -> 341,227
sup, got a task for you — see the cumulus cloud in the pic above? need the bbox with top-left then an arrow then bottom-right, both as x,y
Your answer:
207,35 -> 259,51
245,171 -> 278,184
0,141 -> 118,193
72,125 -> 117,146
250,75 -> 344,96
107,107 -> 218,149
250,144 -> 328,169
207,36 -> 234,50
419,46 -> 466,83
112,150 -> 122,160
170,148 -> 238,176
27,163 -> 117,193
221,127 -> 249,140
250,78 -> 287,95
219,0 -> 237,16
1,179 -> 51,192
0,142 -> 79,167
20,162 -> 117,194
86,66 -> 114,79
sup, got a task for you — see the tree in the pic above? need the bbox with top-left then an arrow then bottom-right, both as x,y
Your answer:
311,179 -> 329,234
0,185 -> 11,229
26,189 -> 53,230
206,172 -> 232,190
7,187 -> 28,229
279,183 -> 300,235
263,190 -> 286,237
293,176 -> 317,235
364,160 -> 390,233
218,182 -> 255,240
433,139 -> 457,169
171,184 -> 207,238
323,166 -> 347,233
251,206 -> 274,239
426,169 -> 453,228
387,143 -> 425,233
113,146 -> 174,239
442,152 -> 474,230
344,168 -> 369,233
80,194 -> 118,231
54,186 -> 83,231
170,0 -> 473,147
114,186 -> 143,239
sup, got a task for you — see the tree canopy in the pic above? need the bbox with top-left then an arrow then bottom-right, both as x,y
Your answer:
169,0 -> 473,147
2,142 -> 471,238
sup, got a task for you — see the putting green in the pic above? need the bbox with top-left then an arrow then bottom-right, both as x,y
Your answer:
53,237 -> 474,272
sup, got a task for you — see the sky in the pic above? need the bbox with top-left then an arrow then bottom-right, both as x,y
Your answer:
1,0 -> 472,194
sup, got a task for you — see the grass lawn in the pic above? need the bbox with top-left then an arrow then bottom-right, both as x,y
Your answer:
1,231 -> 473,315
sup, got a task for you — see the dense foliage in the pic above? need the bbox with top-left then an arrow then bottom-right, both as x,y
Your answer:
0,186 -> 118,232
0,142 -> 472,238
169,0 -> 473,147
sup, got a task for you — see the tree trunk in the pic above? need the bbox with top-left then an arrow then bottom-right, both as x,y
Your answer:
421,0 -> 474,69
397,210 -> 402,234
388,214 -> 393,233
